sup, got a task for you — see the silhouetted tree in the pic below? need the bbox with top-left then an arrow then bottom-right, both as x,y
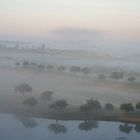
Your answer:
23,97 -> 38,107
48,123 -> 67,134
14,83 -> 32,96
119,123 -> 133,134
104,103 -> 114,111
41,90 -> 54,101
79,121 -> 98,131
120,103 -> 134,113
50,100 -> 68,111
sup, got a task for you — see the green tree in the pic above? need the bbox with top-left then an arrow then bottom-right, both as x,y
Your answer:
120,103 -> 134,113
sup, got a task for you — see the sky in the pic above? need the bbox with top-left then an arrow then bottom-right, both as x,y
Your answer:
0,0 -> 140,43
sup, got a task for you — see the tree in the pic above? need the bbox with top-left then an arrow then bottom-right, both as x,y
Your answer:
14,83 -> 32,96
46,65 -> 54,70
98,74 -> 106,79
135,102 -> 140,110
81,67 -> 91,75
50,100 -> 68,111
57,66 -> 66,71
120,103 -> 134,113
23,97 -> 38,107
128,76 -> 136,82
70,66 -> 81,73
86,98 -> 102,110
104,103 -> 114,111
22,61 -> 30,68
41,90 -> 54,101
110,72 -> 124,79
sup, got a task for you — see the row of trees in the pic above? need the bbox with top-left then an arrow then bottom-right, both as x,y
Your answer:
14,83 -> 140,114
15,61 -> 136,82
120,103 -> 140,113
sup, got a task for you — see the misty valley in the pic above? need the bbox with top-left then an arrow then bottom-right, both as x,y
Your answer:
0,48 -> 140,140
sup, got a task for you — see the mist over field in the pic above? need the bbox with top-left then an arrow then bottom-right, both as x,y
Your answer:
0,0 -> 140,140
